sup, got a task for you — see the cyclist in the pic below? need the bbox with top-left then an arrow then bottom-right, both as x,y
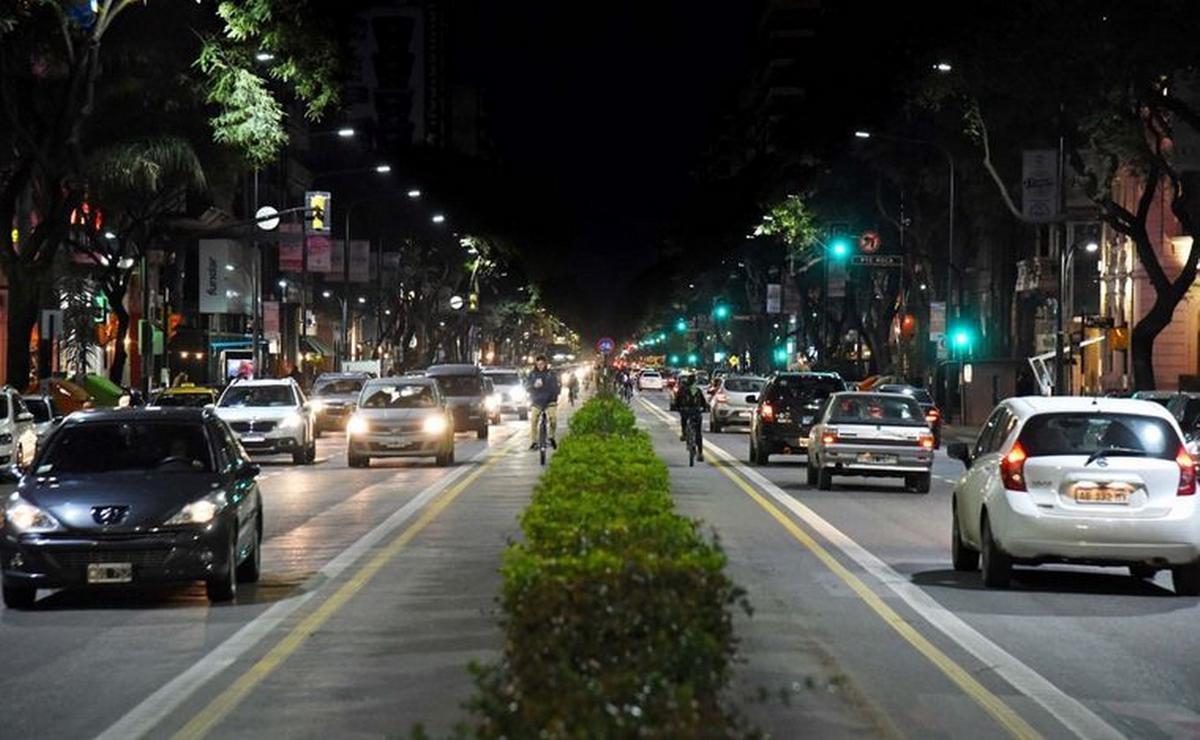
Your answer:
526,355 -> 561,450
674,372 -> 709,457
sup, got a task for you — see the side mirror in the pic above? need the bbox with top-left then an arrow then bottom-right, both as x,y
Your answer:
946,442 -> 972,468
17,412 -> 33,423
236,462 -> 261,480
746,395 -> 758,405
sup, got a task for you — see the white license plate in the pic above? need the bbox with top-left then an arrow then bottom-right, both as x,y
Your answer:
87,562 -> 133,584
857,452 -> 898,465
1073,485 -> 1132,504
241,435 -> 265,443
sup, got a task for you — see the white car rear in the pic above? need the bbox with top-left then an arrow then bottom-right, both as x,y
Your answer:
948,397 -> 1200,594
638,371 -> 664,391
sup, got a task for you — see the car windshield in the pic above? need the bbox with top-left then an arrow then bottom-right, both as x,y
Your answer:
827,394 -> 925,426
724,378 -> 764,393
23,399 -> 51,422
436,376 -> 483,396
314,379 -> 364,396
771,377 -> 843,402
38,422 -> 213,473
485,373 -> 521,386
360,384 -> 437,409
1018,413 -> 1180,460
219,385 -> 295,407
155,393 -> 213,408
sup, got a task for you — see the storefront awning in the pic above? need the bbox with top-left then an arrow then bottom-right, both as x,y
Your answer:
301,336 -> 334,357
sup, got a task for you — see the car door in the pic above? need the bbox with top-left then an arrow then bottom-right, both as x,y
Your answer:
957,406 -> 1013,547
214,420 -> 259,551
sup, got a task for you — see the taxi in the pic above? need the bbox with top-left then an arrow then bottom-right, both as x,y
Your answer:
151,384 -> 218,408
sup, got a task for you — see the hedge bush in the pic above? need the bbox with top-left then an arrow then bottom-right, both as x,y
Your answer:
467,395 -> 750,738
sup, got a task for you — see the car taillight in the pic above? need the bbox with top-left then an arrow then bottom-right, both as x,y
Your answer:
1177,446 -> 1196,496
999,442 -> 1028,492
822,428 -> 838,445
925,409 -> 940,424
715,392 -> 728,404
760,403 -> 775,422
918,433 -> 935,450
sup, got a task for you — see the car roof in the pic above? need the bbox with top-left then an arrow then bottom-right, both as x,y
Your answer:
225,378 -> 296,387
160,386 -> 216,394
424,364 -> 481,376
481,367 -> 521,374
62,407 -> 213,425
315,372 -> 369,380
1004,395 -> 1179,421
364,376 -> 436,387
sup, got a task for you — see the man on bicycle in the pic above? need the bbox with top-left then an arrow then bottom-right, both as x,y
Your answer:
526,355 -> 561,450
674,372 -> 709,456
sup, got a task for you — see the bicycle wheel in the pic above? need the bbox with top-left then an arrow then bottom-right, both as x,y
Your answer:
687,421 -> 696,467
539,417 -> 548,466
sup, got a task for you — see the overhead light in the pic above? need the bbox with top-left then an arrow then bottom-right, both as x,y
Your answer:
933,62 -> 953,72
225,264 -> 236,272
336,127 -> 355,138
117,257 -> 135,270
407,189 -> 421,199
322,290 -> 332,298
357,296 -> 366,304
854,130 -> 872,139
1085,241 -> 1099,253
374,164 -> 392,174
103,230 -> 116,239
431,214 -> 446,224
255,52 -> 274,62
278,279 -> 288,288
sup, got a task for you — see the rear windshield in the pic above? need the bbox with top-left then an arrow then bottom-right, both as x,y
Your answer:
485,373 -> 521,386
769,376 -> 843,402
435,376 -> 484,397
314,379 -> 364,396
642,371 -> 660,378
1018,413 -> 1181,460
360,384 -> 437,409
724,378 -> 764,393
155,393 -> 213,408
219,385 -> 295,408
1175,398 -> 1200,432
40,422 -> 213,473
827,395 -> 925,425
23,399 -> 52,422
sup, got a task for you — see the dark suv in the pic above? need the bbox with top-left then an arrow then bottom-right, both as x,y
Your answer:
749,372 -> 846,465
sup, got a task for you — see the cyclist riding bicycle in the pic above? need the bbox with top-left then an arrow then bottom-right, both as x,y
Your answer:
526,355 -> 561,450
674,372 -> 709,456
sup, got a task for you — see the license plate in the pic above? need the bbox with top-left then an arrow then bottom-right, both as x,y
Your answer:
1073,485 -> 1132,504
801,416 -> 814,425
87,562 -> 133,584
241,435 -> 265,444
857,452 -> 898,465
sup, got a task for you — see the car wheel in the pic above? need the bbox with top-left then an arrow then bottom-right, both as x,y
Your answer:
348,451 -> 368,468
519,410 -> 528,421
817,467 -> 832,490
1171,561 -> 1200,596
908,472 -> 931,494
206,537 -> 238,603
477,423 -> 489,440
15,444 -> 24,468
1129,564 -> 1158,580
806,460 -> 818,486
951,504 -> 980,572
980,514 -> 1012,588
2,580 -> 36,610
236,514 -> 262,583
710,418 -> 722,434
436,444 -> 453,467
292,448 -> 307,465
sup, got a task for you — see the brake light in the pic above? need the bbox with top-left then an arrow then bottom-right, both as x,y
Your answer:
821,428 -> 838,445
1177,447 -> 1196,496
715,392 -> 728,404
925,409 -> 940,424
1000,442 -> 1028,492
918,433 -> 935,450
760,403 -> 775,422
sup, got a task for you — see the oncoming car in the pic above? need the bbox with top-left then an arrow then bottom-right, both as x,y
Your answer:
346,378 -> 455,468
214,379 -> 316,465
309,372 -> 370,433
948,397 -> 1200,594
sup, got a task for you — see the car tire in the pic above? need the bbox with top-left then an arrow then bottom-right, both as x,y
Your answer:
1171,561 -> 1200,596
348,452 -> 368,468
710,417 -> 722,434
519,410 -> 528,421
980,515 -> 1012,588
436,445 -> 453,467
908,472 -> 931,494
206,537 -> 238,603
477,423 -> 489,440
806,460 -> 818,486
2,580 -> 36,610
951,504 -> 980,572
817,467 -> 833,490
1129,564 -> 1158,580
15,444 -> 24,469
236,514 -> 262,584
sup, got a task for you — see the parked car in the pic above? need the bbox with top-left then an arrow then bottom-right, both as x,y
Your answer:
482,367 -> 528,420
0,407 -> 263,608
709,375 -> 767,432
749,372 -> 846,465
638,370 -> 664,391
1131,390 -> 1179,408
0,386 -> 38,469
947,397 -> 1200,593
425,364 -> 489,439
150,384 -> 218,408
806,391 -> 936,492
876,384 -> 943,447
214,378 -> 316,464
346,378 -> 455,468
20,394 -> 62,442
309,372 -> 370,434
1166,392 -> 1200,444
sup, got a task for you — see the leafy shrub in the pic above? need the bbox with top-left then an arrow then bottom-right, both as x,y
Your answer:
466,397 -> 751,738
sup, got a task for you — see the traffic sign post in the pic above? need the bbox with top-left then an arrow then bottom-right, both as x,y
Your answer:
850,254 -> 903,268
597,337 -> 615,354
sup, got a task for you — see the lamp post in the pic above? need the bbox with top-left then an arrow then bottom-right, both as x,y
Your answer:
1055,239 -> 1100,395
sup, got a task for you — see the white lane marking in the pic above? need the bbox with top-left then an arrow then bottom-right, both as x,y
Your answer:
95,436 -> 508,740
636,397 -> 1123,740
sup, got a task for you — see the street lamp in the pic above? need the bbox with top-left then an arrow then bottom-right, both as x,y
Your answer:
407,189 -> 421,199
374,164 -> 392,174
932,61 -> 953,72
336,127 -> 356,138
431,214 -> 446,224
1055,239 -> 1101,394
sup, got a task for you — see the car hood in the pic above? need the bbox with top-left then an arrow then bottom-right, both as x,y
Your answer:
214,406 -> 298,422
314,393 -> 358,405
18,471 -> 226,532
357,408 -> 431,421
444,396 -> 484,407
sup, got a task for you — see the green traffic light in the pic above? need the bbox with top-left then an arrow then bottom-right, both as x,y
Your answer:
674,318 -> 688,333
669,354 -> 680,365
830,238 -> 851,259
687,353 -> 698,365
773,346 -> 788,364
950,323 -> 975,349
713,304 -> 730,320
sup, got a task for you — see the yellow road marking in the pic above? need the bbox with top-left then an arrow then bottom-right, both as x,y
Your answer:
171,433 -> 524,740
637,398 -> 1041,740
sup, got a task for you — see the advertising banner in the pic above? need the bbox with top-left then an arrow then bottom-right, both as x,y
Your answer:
306,235 -> 332,272
1022,149 -> 1059,222
198,239 -> 250,314
279,223 -> 303,272
328,240 -> 372,282
262,300 -> 280,340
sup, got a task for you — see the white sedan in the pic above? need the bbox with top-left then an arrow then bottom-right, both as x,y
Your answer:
948,397 -> 1200,594
638,371 -> 664,391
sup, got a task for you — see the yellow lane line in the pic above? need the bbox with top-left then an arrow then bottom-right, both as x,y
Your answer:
636,397 -> 1041,740
171,433 -> 525,740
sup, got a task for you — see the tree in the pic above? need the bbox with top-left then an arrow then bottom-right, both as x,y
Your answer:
0,0 -> 340,387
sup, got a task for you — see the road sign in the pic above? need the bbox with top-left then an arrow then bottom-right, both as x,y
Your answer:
597,337 -> 615,354
859,230 -> 882,253
850,254 -> 902,268
449,295 -> 464,310
255,205 -> 280,231
304,191 -> 330,234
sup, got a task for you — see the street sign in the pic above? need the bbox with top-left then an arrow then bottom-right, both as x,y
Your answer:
449,295 -> 464,310
597,337 -> 615,354
255,205 -> 280,231
859,230 -> 882,253
304,191 -> 331,234
766,283 -> 782,313
850,254 -> 902,267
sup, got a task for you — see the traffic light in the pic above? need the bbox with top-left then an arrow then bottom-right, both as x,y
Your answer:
713,304 -> 730,320
468,292 -> 479,311
773,346 -> 788,365
830,237 -> 851,260
949,321 -> 975,352
92,293 -> 108,323
669,354 -> 680,365
305,191 -> 331,234
674,317 -> 688,333
687,352 -> 699,365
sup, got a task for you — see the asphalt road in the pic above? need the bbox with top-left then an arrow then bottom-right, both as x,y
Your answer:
634,391 -> 1200,739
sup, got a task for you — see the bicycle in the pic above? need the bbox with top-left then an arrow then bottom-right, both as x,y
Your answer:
684,412 -> 703,467
536,404 -> 550,466
619,383 -> 633,404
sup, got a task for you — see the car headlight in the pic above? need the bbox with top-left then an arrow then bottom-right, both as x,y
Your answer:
166,491 -> 228,526
278,412 -> 305,430
3,495 -> 62,533
423,414 -> 448,435
485,394 -> 501,413
510,387 -> 527,403
309,399 -> 326,413
347,415 -> 369,436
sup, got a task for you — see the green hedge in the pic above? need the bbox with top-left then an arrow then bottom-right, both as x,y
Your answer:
467,395 -> 750,737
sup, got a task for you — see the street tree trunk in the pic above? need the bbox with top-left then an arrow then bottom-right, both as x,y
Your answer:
108,283 -> 131,385
6,263 -> 44,388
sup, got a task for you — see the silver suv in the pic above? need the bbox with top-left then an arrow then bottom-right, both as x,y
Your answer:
215,378 -> 316,464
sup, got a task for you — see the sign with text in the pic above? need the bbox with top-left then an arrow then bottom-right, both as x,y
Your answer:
327,240 -> 371,282
198,239 -> 250,314
262,300 -> 280,340
306,235 -> 332,272
766,283 -> 782,314
850,254 -> 902,268
1022,149 -> 1059,222
278,223 -> 303,272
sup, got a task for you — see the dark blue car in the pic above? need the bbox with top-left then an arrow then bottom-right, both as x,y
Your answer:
1,407 -> 263,608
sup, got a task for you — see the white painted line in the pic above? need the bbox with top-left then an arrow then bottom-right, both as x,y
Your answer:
635,397 -> 1123,740
95,438 -> 504,740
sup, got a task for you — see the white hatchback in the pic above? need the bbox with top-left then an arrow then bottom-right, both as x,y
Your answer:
948,397 -> 1200,594
638,371 -> 664,391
